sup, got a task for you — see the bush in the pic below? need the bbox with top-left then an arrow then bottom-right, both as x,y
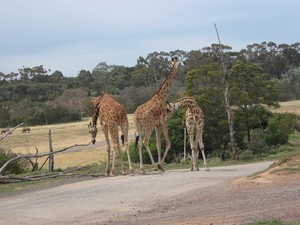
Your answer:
239,150 -> 254,160
295,120 -> 300,133
125,141 -> 159,165
264,113 -> 296,146
0,148 -> 30,174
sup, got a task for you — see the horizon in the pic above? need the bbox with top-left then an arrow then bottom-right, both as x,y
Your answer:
1,0 -> 299,77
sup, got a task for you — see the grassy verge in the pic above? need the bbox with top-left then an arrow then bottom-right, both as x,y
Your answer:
1,133 -> 300,195
243,219 -> 299,225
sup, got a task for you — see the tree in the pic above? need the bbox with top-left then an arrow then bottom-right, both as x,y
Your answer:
77,69 -> 93,89
186,63 -> 229,155
214,24 -> 238,160
50,70 -> 64,83
229,60 -> 278,144
130,65 -> 152,87
53,88 -> 90,117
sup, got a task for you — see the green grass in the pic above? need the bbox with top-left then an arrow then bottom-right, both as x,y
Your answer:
1,133 -> 300,195
243,219 -> 299,225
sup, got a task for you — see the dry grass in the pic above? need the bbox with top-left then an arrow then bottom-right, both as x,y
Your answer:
269,100 -> 300,115
1,100 -> 300,170
0,115 -> 136,169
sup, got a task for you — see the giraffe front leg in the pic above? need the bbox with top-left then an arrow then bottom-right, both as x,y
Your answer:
199,138 -> 209,171
160,122 -> 170,169
117,146 -> 126,176
193,147 -> 199,171
200,147 -> 210,171
136,131 -> 145,174
102,126 -> 111,176
123,141 -> 134,176
105,146 -> 111,176
144,132 -> 156,168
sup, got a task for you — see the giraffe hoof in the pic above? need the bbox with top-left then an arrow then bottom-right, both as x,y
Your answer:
205,168 -> 210,171
140,169 -> 145,174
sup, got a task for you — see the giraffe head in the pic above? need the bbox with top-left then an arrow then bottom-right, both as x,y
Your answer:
88,122 -> 98,144
167,101 -> 179,113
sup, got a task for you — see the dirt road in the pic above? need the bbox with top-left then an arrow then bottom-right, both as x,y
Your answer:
1,161 -> 299,225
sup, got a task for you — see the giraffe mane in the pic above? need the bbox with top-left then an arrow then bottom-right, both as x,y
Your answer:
150,58 -> 178,99
173,96 -> 197,103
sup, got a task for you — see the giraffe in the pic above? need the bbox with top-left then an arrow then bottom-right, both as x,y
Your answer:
167,97 -> 210,171
88,93 -> 133,176
134,57 -> 180,173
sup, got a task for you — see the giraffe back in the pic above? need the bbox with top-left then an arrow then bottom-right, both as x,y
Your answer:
93,93 -> 128,129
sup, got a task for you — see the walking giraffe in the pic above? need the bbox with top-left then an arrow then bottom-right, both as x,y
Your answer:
168,97 -> 210,171
88,93 -> 133,176
134,57 -> 180,173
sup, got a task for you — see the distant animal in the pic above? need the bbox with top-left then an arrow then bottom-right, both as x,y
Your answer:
1,129 -> 10,134
22,127 -> 30,133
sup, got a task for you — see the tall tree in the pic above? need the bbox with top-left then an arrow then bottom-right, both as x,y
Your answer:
214,24 -> 238,160
229,60 -> 278,143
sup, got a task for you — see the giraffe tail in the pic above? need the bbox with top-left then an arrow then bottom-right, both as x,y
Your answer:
120,134 -> 124,146
135,135 -> 139,150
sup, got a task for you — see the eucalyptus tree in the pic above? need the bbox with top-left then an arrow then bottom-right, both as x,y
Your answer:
229,60 -> 278,144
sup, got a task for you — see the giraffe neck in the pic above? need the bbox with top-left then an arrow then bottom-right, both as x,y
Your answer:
91,94 -> 106,126
174,97 -> 198,109
153,61 -> 178,101
92,104 -> 100,126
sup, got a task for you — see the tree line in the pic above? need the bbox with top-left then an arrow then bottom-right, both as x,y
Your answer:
0,41 -> 300,161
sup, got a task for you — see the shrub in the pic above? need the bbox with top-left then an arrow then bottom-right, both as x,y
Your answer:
125,140 -> 159,165
295,120 -> 300,133
249,129 -> 265,154
239,150 -> 254,161
0,148 -> 30,174
264,113 -> 296,146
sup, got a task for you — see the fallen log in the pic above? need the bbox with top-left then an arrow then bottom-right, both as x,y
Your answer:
0,142 -> 91,175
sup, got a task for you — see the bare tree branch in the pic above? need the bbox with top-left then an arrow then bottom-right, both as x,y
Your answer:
214,23 -> 239,160
0,142 -> 91,175
0,122 -> 24,142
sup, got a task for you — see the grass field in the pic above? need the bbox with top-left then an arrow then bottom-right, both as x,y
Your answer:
1,100 -> 300,169
270,100 -> 300,115
0,114 -> 136,169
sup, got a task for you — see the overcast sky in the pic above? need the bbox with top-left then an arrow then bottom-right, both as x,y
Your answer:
0,0 -> 299,77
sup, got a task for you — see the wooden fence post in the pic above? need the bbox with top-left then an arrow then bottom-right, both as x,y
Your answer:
183,128 -> 186,162
48,129 -> 54,172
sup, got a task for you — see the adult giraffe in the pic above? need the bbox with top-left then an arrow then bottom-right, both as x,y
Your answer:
168,97 -> 209,171
88,93 -> 133,176
134,57 -> 180,173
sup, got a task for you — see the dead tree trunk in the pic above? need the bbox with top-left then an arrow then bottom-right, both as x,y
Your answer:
214,23 -> 239,160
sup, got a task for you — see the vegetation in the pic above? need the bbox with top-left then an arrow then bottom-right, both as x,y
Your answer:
0,148 -> 30,174
1,41 -> 300,165
243,219 -> 299,225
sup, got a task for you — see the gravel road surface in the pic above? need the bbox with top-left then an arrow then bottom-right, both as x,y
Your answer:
1,161 -> 299,225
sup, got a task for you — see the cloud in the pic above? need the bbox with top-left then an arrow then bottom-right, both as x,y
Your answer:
0,0 -> 299,76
